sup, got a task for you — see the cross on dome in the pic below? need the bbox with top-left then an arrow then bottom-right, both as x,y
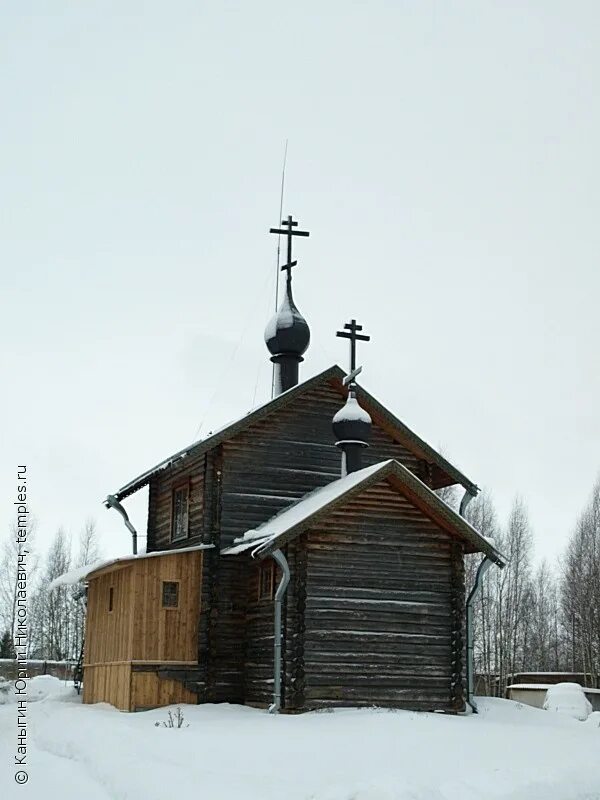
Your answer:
336,318 -> 370,379
269,215 -> 310,280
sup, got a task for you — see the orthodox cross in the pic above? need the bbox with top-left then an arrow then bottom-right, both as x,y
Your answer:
270,215 -> 310,279
337,319 -> 370,384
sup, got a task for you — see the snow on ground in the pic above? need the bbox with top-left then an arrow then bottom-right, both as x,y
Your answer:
0,677 -> 599,800
0,674 -> 74,705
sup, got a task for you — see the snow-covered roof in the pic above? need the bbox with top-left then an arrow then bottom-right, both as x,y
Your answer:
508,684 -> 554,691
225,462 -> 386,556
222,459 -> 505,565
49,544 -> 213,590
112,365 -> 478,502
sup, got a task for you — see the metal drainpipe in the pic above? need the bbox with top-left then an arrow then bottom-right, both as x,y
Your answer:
104,494 -> 138,555
466,555 -> 492,713
267,548 -> 290,714
459,488 -> 475,518
459,487 -> 484,714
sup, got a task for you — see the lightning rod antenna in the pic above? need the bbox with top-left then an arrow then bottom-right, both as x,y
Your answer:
272,139 -> 288,398
275,139 -> 288,310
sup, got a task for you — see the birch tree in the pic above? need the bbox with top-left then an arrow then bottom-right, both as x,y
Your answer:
71,520 -> 101,661
0,517 -> 38,647
561,477 -> 600,685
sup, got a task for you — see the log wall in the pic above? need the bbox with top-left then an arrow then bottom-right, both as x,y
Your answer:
299,481 -> 464,711
194,380 -> 459,706
136,377 -> 468,709
219,380 -> 424,550
147,454 -> 207,551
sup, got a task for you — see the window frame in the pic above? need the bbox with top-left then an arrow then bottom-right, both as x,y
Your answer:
161,580 -> 180,610
170,481 -> 190,542
257,561 -> 275,602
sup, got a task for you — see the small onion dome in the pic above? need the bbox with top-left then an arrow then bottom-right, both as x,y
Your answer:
264,285 -> 310,358
332,390 -> 372,445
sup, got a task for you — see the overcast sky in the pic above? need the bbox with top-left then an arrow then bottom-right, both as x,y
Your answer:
1,2 -> 598,564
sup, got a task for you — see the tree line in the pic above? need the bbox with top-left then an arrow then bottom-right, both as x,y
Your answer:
440,475 -> 600,696
0,521 -> 100,663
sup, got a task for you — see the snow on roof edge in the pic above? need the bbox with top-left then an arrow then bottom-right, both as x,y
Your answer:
49,544 -> 214,590
222,458 -> 504,564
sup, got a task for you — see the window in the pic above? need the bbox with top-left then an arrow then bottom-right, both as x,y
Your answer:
171,484 -> 189,541
258,561 -> 275,601
108,586 -> 114,612
162,581 -> 179,609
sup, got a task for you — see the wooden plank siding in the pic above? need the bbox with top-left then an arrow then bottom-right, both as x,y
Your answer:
83,663 -> 132,710
83,550 -> 203,710
131,550 -> 202,662
85,565 -> 134,665
298,481 -> 465,711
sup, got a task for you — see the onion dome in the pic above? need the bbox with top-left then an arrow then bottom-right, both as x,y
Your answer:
332,389 -> 372,444
264,282 -> 310,358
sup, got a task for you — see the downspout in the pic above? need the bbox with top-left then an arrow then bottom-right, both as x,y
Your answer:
466,555 -> 492,713
460,487 -> 484,714
267,548 -> 290,714
104,494 -> 138,555
459,488 -> 475,518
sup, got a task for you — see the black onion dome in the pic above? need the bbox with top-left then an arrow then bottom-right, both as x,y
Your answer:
264,283 -> 310,357
332,390 -> 372,444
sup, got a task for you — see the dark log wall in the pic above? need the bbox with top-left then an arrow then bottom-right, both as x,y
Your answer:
140,378 -> 466,708
199,449 -> 248,703
300,481 -> 465,711
212,381 -> 429,706
243,558 -> 277,706
242,538 -> 305,709
146,453 -> 207,551
219,380 -> 425,551
284,537 -> 307,710
146,378 -> 449,555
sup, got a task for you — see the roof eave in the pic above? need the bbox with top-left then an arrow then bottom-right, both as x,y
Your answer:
352,384 -> 479,496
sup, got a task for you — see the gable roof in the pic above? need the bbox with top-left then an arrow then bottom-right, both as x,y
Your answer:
223,459 -> 505,567
113,365 -> 478,501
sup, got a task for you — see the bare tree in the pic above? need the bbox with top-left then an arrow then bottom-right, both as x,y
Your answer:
561,477 -> 600,686
0,517 -> 38,648
463,489 -> 501,695
33,529 -> 73,660
496,497 -> 534,691
71,520 -> 101,661
526,559 -> 558,670
435,484 -> 460,511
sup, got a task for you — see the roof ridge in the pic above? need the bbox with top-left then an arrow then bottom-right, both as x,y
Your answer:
114,365 -> 344,500
112,365 -> 477,501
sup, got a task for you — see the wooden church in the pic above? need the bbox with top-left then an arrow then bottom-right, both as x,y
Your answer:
74,215 -> 505,713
